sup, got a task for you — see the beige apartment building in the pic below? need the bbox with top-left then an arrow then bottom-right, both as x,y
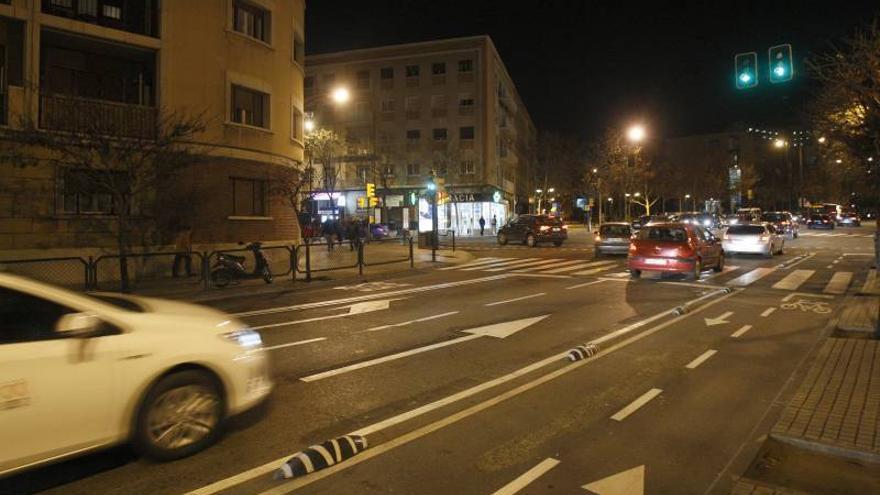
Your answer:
305,36 -> 535,236
0,0 -> 306,257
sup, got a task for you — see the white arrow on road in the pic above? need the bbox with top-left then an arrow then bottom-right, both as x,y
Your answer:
582,465 -> 644,495
704,311 -> 733,327
300,314 -> 550,382
251,299 -> 401,330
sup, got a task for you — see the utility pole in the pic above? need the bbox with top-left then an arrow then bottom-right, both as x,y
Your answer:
427,170 -> 438,262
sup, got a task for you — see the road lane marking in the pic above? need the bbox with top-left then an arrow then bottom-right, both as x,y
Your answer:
235,274 -> 510,317
566,280 -> 606,290
536,260 -> 616,274
611,388 -> 663,421
660,281 -> 728,290
832,260 -> 840,264
249,299 -> 399,330
511,273 -> 573,279
485,292 -> 546,306
781,253 -> 816,270
265,337 -> 326,351
491,458 -> 560,495
437,257 -> 508,270
727,267 -> 775,287
582,465 -> 645,495
702,265 -> 740,279
484,258 -> 561,272
704,312 -> 733,326
781,292 -> 835,302
189,290 -> 738,495
358,311 -> 460,333
570,265 -> 617,276
731,325 -> 752,338
461,258 -> 541,271
861,270 -> 878,294
826,265 -> 833,269
685,349 -> 717,369
823,272 -> 853,295
513,259 -> 589,273
772,269 -> 815,290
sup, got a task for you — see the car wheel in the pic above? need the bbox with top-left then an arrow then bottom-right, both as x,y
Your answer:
765,246 -> 773,258
689,259 -> 702,280
553,241 -> 563,247
713,254 -> 725,272
133,370 -> 224,461
793,232 -> 798,239
497,233 -> 508,245
630,269 -> 641,279
526,234 -> 537,248
211,269 -> 232,288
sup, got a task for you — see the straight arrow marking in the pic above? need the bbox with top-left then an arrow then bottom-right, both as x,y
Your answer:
582,465 -> 645,494
250,299 -> 399,330
704,311 -> 733,326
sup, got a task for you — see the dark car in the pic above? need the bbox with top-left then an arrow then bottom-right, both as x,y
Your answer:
594,223 -> 633,256
806,214 -> 835,230
627,222 -> 724,280
761,211 -> 799,238
837,212 -> 861,227
497,215 -> 567,247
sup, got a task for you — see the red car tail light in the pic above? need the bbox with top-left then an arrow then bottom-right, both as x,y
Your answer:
628,243 -> 637,254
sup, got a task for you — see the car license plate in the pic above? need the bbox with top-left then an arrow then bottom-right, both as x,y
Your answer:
645,258 -> 666,265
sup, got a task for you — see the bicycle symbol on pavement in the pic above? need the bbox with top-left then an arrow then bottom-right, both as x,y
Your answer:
780,299 -> 832,314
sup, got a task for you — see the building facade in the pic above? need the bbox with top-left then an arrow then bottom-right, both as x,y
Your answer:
0,0 -> 306,257
304,36 -> 535,236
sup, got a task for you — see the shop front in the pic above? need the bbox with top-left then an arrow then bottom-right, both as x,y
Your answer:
419,188 -> 509,236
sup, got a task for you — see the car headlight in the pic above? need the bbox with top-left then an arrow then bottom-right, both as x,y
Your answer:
221,329 -> 263,349
702,219 -> 711,226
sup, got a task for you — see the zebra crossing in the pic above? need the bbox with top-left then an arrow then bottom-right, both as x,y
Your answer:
441,255 -> 869,295
798,232 -> 873,238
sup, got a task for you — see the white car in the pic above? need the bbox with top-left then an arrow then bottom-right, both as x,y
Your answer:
0,273 -> 272,477
722,223 -> 784,257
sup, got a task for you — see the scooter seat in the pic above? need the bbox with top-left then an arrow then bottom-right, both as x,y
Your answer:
223,253 -> 246,262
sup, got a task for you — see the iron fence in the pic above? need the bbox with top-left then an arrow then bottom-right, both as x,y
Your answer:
0,256 -> 90,290
93,251 -> 207,292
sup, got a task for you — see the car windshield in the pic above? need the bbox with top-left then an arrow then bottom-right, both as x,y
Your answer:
600,225 -> 630,237
727,225 -> 766,235
639,226 -> 687,242
762,213 -> 787,222
536,217 -> 562,226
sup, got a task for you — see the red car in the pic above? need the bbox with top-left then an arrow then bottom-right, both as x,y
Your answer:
627,222 -> 724,280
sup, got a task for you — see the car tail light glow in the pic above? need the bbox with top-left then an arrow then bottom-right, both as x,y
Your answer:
595,235 -> 602,242
760,235 -> 769,242
628,243 -> 637,254
539,225 -> 551,232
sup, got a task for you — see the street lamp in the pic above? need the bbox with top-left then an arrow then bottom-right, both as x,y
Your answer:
304,118 -> 315,133
683,193 -> 691,212
817,136 -> 827,144
627,125 -> 646,143
774,138 -> 786,148
331,86 -> 351,105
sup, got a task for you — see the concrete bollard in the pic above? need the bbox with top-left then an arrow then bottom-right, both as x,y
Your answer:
274,435 -> 368,480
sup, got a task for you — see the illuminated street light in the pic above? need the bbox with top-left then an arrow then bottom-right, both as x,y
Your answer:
548,188 -> 555,193
835,159 -> 843,164
592,168 -> 598,173
625,193 -> 631,198
304,118 -> 315,133
817,136 -> 826,144
627,125 -> 646,143
536,189 -> 543,193
634,192 -> 641,197
332,86 -> 351,104
868,157 -> 874,162
774,138 -> 786,148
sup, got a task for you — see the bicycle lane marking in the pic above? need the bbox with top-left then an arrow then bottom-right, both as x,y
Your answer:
778,291 -> 835,315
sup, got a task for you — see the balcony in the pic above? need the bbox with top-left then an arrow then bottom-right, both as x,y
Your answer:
40,93 -> 157,138
42,0 -> 159,38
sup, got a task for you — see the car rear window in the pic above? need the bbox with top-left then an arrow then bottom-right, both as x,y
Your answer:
536,217 -> 562,226
639,226 -> 687,242
762,213 -> 786,222
727,225 -> 765,235
600,225 -> 630,236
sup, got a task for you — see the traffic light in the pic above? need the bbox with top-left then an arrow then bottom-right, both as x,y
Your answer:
768,44 -> 793,83
365,182 -> 375,198
734,52 -> 758,89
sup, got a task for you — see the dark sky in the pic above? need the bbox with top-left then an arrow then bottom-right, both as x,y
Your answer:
306,1 -> 879,138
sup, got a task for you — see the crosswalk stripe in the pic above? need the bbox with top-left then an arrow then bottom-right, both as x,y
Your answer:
702,265 -> 740,279
727,267 -> 776,287
484,258 -> 561,272
570,265 -> 617,276
460,257 -> 540,271
535,260 -> 616,274
437,257 -> 508,271
772,269 -> 815,291
512,259 -> 588,272
823,272 -> 853,295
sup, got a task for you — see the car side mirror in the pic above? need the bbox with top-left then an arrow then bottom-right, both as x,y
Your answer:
56,312 -> 101,338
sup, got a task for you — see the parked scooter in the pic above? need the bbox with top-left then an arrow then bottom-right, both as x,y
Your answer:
211,241 -> 273,287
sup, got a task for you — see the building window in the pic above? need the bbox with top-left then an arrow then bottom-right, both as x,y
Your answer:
383,164 -> 395,176
233,0 -> 270,43
102,2 -> 122,20
407,163 -> 419,176
322,73 -> 335,86
60,169 -> 123,215
460,159 -> 475,175
231,85 -> 269,128
460,126 -> 474,140
49,0 -> 73,8
435,162 -> 447,177
432,62 -> 446,75
380,67 -> 394,79
77,0 -> 97,16
293,32 -> 305,65
356,70 -> 370,90
405,96 -> 420,110
433,128 -> 447,141
459,59 -> 473,73
405,65 -> 419,77
406,129 -> 420,140
459,94 -> 474,107
231,177 -> 267,216
381,99 -> 394,112
291,106 -> 303,141
357,165 -> 369,183
431,94 -> 446,108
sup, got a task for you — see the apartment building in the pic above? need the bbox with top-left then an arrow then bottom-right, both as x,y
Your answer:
305,36 -> 535,235
0,0 -> 306,257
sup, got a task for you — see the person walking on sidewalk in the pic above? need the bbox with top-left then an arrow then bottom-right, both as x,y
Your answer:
323,220 -> 336,251
491,215 -> 497,235
348,220 -> 360,251
172,225 -> 193,277
479,216 -> 486,236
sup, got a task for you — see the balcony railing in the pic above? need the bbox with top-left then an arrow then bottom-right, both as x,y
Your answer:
40,93 -> 157,139
42,0 -> 159,38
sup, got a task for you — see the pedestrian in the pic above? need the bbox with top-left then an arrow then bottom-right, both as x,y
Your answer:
335,220 -> 345,247
348,220 -> 359,251
491,215 -> 497,234
172,225 -> 193,277
479,216 -> 486,236
323,220 -> 335,251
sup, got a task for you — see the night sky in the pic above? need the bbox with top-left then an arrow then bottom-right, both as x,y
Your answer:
306,1 -> 879,138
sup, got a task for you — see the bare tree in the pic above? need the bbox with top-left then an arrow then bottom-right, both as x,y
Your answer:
305,128 -> 345,218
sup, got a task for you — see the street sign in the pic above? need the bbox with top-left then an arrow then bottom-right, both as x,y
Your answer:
366,182 -> 376,198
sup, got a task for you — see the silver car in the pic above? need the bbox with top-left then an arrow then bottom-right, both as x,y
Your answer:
722,223 -> 784,257
594,222 -> 633,256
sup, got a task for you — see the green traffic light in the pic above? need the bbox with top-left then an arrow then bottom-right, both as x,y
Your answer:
773,65 -> 785,77
739,73 -> 752,83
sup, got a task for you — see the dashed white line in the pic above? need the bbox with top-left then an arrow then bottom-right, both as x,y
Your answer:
359,311 -> 460,333
485,292 -> 546,307
731,325 -> 753,338
566,280 -> 606,290
611,388 -> 663,421
265,337 -> 327,351
685,349 -> 717,369
491,458 -> 560,495
761,307 -> 776,317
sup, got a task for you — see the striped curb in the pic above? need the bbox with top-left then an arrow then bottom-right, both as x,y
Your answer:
567,343 -> 600,361
274,435 -> 368,480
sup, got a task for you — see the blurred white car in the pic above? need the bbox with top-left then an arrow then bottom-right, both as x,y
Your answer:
0,273 -> 272,477
722,224 -> 784,257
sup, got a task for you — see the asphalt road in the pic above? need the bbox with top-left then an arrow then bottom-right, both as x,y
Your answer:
3,225 -> 877,495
